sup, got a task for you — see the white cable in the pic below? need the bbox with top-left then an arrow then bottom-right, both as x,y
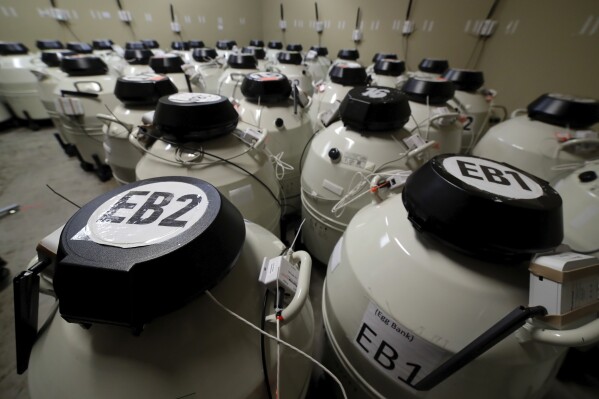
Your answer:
287,218 -> 306,255
205,291 -> 348,399
265,148 -> 294,180
276,279 -> 281,399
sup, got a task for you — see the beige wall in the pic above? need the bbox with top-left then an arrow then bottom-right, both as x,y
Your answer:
1,0 -> 597,112
0,0 -> 263,51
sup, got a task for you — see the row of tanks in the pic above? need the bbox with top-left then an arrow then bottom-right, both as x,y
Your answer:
10,36 -> 599,399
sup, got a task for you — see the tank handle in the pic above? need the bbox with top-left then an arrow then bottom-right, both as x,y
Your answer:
554,138 -> 599,160
524,317 -> 599,347
265,250 -> 312,324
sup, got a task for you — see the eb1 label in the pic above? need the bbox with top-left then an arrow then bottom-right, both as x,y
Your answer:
443,156 -> 544,199
86,181 -> 209,248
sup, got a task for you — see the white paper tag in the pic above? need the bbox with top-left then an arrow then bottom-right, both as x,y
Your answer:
86,181 -> 209,248
54,97 -> 85,116
168,93 -> 221,103
342,152 -> 367,169
443,156 -> 544,199
354,302 -> 451,386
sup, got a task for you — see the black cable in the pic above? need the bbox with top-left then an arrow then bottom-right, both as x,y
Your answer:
140,129 -> 282,207
298,130 -> 317,175
465,36 -> 483,69
260,290 -> 274,399
46,184 -> 81,208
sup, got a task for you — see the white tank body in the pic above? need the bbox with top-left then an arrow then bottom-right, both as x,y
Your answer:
271,61 -> 314,96
403,101 -> 463,155
322,154 -> 599,399
304,48 -> 331,83
218,66 -> 260,100
448,90 -> 491,153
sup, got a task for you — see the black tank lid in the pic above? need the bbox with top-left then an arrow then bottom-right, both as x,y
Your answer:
418,58 -> 449,74
66,42 -> 93,54
124,49 -> 153,65
402,154 -> 563,262
286,43 -> 303,52
192,47 -> 218,62
227,53 -> 257,69
242,46 -> 266,60
149,55 -> 185,74
268,41 -> 283,50
154,93 -> 239,141
527,93 -> 599,129
374,59 -> 406,76
141,39 -> 160,49
60,55 -> 108,76
171,41 -> 190,51
126,41 -> 146,50
250,39 -> 265,47
216,40 -> 236,50
402,77 -> 455,105
277,51 -> 302,65
188,40 -> 205,49
372,52 -> 398,63
337,48 -> 360,61
329,63 -> 368,86
92,39 -> 113,50
115,74 -> 178,106
241,72 -> 291,103
41,50 -> 76,67
0,42 -> 28,55
340,86 -> 411,132
310,46 -> 328,56
36,40 -> 63,50
54,176 -> 245,330
442,68 -> 484,92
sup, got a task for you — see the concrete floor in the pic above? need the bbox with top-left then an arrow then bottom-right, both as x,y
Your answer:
0,125 -> 598,399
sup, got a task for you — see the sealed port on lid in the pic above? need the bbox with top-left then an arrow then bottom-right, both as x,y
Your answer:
241,72 -> 292,103
115,74 -> 178,106
53,176 -> 246,330
242,46 -> 266,60
192,48 -> 218,62
149,55 -> 185,74
526,93 -> 599,129
418,58 -> 449,74
36,40 -> 63,50
141,39 -> 160,49
374,59 -> 406,76
153,93 -> 239,141
60,56 -> 108,76
188,40 -> 205,49
0,42 -> 28,55
124,49 -> 153,65
329,63 -> 368,86
250,39 -> 265,47
442,68 -> 485,92
309,46 -> 328,56
402,154 -> 563,262
227,53 -> 257,69
277,51 -> 302,65
372,52 -> 398,63
337,48 -> 360,61
402,77 -> 455,105
339,86 -> 411,132
41,50 -> 75,67
268,41 -> 283,50
92,39 -> 113,50
66,42 -> 93,54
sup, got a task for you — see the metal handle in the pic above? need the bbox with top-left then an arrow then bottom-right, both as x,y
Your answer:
266,251 -> 312,324
554,138 -> 599,160
526,317 -> 599,347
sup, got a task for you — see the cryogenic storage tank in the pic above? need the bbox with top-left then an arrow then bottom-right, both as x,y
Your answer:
401,77 -> 463,155
149,54 -> 194,93
135,93 -> 281,235
301,86 -> 434,264
365,52 -> 398,75
473,94 -> 599,183
304,46 -> 331,84
215,39 -> 237,59
217,53 -> 259,100
323,154 -> 599,399
271,51 -> 313,96
15,176 -> 315,399
99,74 -> 178,184
265,40 -> 283,63
237,72 -> 313,214
411,58 -> 449,79
242,46 -> 268,71
442,68 -> 493,154
369,59 -> 408,89
188,47 -> 224,94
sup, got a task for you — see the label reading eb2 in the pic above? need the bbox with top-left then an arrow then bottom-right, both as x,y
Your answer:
86,181 -> 209,248
355,302 -> 451,386
443,156 -> 544,199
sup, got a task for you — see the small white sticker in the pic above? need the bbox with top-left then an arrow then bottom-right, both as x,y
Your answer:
443,156 -> 544,199
355,302 -> 451,386
328,237 -> 343,272
122,73 -> 167,82
248,72 -> 284,81
86,181 -> 209,248
361,87 -> 390,99
342,152 -> 367,169
168,93 -> 221,103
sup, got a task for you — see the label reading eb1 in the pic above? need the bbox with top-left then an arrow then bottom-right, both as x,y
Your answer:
355,302 -> 451,386
168,92 -> 221,104
85,181 -> 209,248
443,156 -> 544,199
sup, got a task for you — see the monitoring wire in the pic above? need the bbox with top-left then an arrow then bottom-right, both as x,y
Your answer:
260,290 -> 274,399
205,291 -> 348,399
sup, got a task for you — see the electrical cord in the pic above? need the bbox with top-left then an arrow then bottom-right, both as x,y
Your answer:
205,291 -> 348,399
260,290 -> 274,399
